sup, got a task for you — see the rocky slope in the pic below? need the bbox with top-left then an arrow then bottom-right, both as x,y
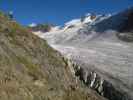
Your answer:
0,12 -> 106,100
34,7 -> 133,100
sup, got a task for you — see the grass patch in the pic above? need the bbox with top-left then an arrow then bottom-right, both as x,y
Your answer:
17,56 -> 43,80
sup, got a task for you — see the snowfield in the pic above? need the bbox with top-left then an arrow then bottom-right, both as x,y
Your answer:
34,31 -> 133,100
33,8 -> 133,100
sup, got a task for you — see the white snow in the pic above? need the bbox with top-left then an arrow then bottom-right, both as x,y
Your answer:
29,23 -> 37,27
65,19 -> 81,26
33,9 -> 133,99
83,16 -> 93,23
51,26 -> 61,31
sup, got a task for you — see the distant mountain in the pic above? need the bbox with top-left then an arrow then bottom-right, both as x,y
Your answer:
28,23 -> 53,32
85,7 -> 133,41
63,13 -> 103,30
33,13 -> 112,44
63,7 -> 133,43
83,7 -> 133,33
33,7 -> 133,35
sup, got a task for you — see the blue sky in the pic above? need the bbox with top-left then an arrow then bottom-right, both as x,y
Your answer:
0,0 -> 133,25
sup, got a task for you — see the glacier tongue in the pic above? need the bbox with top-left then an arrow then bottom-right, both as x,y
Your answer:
33,7 -> 133,100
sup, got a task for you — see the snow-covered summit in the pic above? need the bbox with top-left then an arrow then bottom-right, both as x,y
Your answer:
62,13 -> 113,31
63,13 -> 98,30
33,7 -> 133,44
65,19 -> 81,26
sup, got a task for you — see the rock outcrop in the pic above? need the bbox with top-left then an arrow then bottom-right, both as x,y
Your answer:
66,58 -> 131,100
